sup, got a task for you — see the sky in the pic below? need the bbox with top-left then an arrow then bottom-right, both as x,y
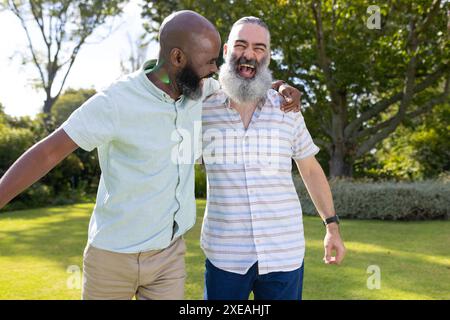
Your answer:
0,0 -> 159,117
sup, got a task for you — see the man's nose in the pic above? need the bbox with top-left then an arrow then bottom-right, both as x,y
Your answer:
243,47 -> 256,61
211,63 -> 218,74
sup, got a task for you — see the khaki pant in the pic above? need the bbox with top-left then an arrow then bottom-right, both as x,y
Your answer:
82,237 -> 186,300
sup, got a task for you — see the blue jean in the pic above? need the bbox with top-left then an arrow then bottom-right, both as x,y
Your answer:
204,259 -> 304,300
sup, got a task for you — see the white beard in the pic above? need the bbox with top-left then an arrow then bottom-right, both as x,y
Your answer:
219,57 -> 273,105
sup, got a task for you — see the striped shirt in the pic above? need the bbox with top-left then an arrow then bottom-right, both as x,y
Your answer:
200,89 -> 320,275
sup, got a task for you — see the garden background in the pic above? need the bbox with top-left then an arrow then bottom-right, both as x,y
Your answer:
0,0 -> 449,299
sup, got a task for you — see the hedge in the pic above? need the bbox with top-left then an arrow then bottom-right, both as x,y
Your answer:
293,175 -> 450,220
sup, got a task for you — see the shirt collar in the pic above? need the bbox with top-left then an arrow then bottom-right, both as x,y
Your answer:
140,59 -> 184,104
224,90 -> 268,111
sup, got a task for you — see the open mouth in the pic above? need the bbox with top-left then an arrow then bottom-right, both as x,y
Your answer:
237,63 -> 256,79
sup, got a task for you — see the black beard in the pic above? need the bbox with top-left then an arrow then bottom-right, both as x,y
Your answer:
175,64 -> 202,100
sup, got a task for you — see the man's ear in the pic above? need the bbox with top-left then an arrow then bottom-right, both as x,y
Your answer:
170,48 -> 187,68
223,43 -> 228,59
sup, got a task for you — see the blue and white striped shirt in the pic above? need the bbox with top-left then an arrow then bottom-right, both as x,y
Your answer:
200,89 -> 320,275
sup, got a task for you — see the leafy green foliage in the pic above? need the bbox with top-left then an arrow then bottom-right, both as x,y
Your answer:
142,0 -> 450,177
0,89 -> 99,212
51,88 -> 96,126
358,101 -> 450,180
194,164 -> 207,198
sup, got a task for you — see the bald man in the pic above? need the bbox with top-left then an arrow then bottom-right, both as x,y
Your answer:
0,11 -> 300,300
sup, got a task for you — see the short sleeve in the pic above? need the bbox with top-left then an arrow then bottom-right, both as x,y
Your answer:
201,78 -> 221,100
292,113 -> 320,160
60,92 -> 117,152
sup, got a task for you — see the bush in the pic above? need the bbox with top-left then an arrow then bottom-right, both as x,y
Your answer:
0,117 -> 98,213
2,183 -> 54,211
1,183 -> 93,213
195,164 -> 207,198
0,94 -> 101,212
294,175 -> 450,220
0,126 -> 35,177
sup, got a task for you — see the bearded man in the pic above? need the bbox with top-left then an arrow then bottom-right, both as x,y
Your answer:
200,17 -> 346,300
0,11 -> 301,300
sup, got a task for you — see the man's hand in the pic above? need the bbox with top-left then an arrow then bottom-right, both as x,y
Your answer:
323,223 -> 346,265
271,80 -> 302,112
295,156 -> 346,265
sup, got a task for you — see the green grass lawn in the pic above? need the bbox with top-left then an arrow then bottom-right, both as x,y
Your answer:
0,200 -> 449,300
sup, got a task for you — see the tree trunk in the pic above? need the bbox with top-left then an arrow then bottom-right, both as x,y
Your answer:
329,150 -> 353,178
329,109 -> 353,177
43,96 -> 54,114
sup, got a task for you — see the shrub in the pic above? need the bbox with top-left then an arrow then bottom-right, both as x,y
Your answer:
294,175 -> 450,220
0,126 -> 35,177
0,99 -> 101,212
1,183 -> 93,213
195,164 -> 207,198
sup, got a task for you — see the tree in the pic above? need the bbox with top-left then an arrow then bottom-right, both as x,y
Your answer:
142,0 -> 450,177
48,87 -> 100,192
4,0 -> 126,114
366,99 -> 450,180
51,87 -> 96,126
119,32 -> 149,74
0,89 -> 101,211
0,103 -> 5,124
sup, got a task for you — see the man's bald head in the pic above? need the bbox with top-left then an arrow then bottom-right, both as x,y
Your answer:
153,11 -> 221,100
158,10 -> 220,61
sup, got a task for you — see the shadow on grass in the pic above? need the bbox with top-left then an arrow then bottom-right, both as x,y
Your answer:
0,203 -> 91,220
1,200 -> 448,299
302,218 -> 450,299
304,246 -> 450,299
0,204 -> 92,269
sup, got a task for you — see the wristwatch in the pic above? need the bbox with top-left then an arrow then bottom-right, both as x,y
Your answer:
323,215 -> 340,226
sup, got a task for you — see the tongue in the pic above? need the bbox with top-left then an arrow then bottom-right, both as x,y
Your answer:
239,66 -> 254,78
